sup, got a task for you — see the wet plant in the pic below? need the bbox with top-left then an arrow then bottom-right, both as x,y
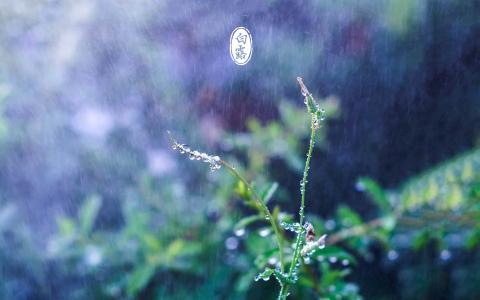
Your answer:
169,77 -> 328,299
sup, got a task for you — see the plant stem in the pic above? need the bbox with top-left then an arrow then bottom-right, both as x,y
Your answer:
220,160 -> 285,272
299,118 -> 316,226
279,116 -> 317,300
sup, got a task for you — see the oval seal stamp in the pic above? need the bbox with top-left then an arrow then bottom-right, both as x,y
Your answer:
230,27 -> 253,65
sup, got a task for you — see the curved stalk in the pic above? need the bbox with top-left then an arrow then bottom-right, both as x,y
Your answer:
221,160 -> 285,273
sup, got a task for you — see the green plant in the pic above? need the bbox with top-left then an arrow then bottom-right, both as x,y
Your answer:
355,148 -> 480,299
169,78 -> 337,299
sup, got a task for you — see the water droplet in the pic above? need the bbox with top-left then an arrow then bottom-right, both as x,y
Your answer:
440,249 -> 451,261
193,151 -> 202,160
319,108 -> 325,113
234,228 -> 245,237
172,144 -> 177,150
325,219 -> 336,230
355,181 -> 365,191
225,237 -> 239,250
329,256 -> 338,263
268,257 -> 278,265
259,228 -> 271,237
341,259 -> 349,266
304,257 -> 311,264
317,255 -> 324,262
387,249 -> 399,261
189,154 -> 195,160
318,234 -> 327,249
84,245 -> 102,267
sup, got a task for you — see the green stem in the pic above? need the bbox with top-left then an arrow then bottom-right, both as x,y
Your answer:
221,160 -> 285,273
280,116 -> 316,300
300,118 -> 316,226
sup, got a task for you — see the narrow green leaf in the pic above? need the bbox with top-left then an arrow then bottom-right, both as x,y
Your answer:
260,182 -> 278,204
57,217 -> 75,236
357,177 -> 390,212
127,264 -> 156,296
234,215 -> 263,231
337,205 -> 362,227
78,194 -> 102,235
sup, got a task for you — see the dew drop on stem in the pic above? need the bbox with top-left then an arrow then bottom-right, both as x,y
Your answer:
234,228 -> 245,237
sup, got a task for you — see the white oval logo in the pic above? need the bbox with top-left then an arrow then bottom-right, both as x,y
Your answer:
230,27 -> 253,65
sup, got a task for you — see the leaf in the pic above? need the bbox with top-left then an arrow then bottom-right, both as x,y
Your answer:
234,180 -> 247,197
253,247 -> 279,268
166,239 -> 185,262
254,267 -> 292,285
260,182 -> 278,204
235,270 -> 257,293
78,194 -> 102,235
413,229 -> 431,251
320,262 -> 351,286
466,227 -> 480,250
337,205 -> 362,227
234,215 -> 263,231
310,246 -> 357,265
356,177 -> 390,212
57,217 -> 75,237
141,233 -> 162,252
254,267 -> 274,282
127,264 -> 156,296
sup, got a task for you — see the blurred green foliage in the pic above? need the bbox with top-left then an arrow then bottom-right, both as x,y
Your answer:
0,0 -> 479,299
0,93 -> 479,299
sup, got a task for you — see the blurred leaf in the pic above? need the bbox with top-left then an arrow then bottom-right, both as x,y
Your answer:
320,262 -> 351,286
57,217 -> 75,237
234,180 -> 255,207
399,148 -> 480,211
413,230 -> 431,251
234,215 -> 263,231
337,205 -> 362,227
357,177 -> 389,212
166,239 -> 185,262
78,194 -> 102,235
141,233 -> 162,252
254,247 -> 279,268
127,264 -> 156,296
260,182 -> 278,204
466,227 -> 480,251
311,246 -> 357,265
235,270 -> 257,293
